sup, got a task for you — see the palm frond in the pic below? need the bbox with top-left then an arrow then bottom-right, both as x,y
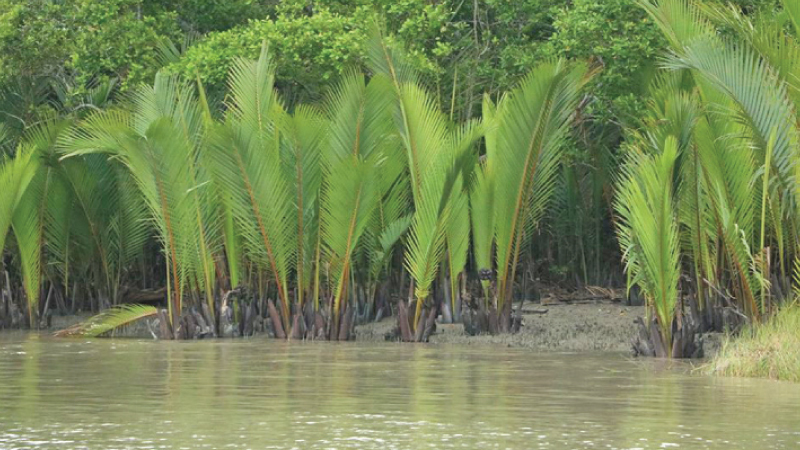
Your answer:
208,47 -> 295,323
397,83 -> 480,326
702,1 -> 800,109
446,188 -> 470,313
0,147 -> 38,254
492,60 -> 593,306
782,0 -> 800,38
470,162 -> 495,297
54,304 -> 158,337
321,156 -> 381,335
11,169 -> 48,324
615,136 -> 682,350
365,20 -> 419,89
60,72 -> 219,330
666,38 -> 799,203
637,0 -> 715,49
281,104 -> 327,305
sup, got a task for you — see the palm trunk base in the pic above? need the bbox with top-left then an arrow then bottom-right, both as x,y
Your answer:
462,302 -> 522,336
394,299 -> 439,342
0,291 -> 25,330
631,315 -> 703,358
259,298 -> 358,341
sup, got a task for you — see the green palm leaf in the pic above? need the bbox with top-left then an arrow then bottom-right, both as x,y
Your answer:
281,104 -> 327,309
615,137 -> 682,351
470,162 -> 495,301
492,60 -> 593,309
0,147 -> 38,257
11,170 -> 47,324
321,155 -> 382,337
445,188 -> 470,315
666,38 -> 799,203
61,75 -> 218,333
206,46 -> 295,327
368,25 -> 483,331
55,304 -> 158,337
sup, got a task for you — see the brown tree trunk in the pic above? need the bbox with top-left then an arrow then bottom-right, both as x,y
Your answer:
289,313 -> 303,340
267,300 -> 286,339
397,300 -> 413,342
338,304 -> 352,341
158,309 -> 172,339
421,306 -> 438,342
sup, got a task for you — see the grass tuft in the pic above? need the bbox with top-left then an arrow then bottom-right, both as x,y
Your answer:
708,305 -> 800,382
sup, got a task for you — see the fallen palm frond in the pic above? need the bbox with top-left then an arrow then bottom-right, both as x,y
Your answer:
54,304 -> 158,337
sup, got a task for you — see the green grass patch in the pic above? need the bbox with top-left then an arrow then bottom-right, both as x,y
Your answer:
709,305 -> 800,382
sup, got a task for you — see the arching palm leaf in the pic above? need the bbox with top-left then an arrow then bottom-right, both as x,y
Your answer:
615,137 -> 682,352
206,47 -> 295,328
492,60 -> 593,311
62,75 -> 218,335
0,147 -> 38,257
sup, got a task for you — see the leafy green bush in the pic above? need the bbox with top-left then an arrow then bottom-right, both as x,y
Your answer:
543,0 -> 665,122
171,8 -> 367,102
170,1 -> 453,103
169,0 -> 271,33
0,0 -> 180,90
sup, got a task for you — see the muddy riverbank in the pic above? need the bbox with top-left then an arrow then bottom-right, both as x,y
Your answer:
44,304 -> 645,351
38,302 -> 723,355
356,303 -> 647,352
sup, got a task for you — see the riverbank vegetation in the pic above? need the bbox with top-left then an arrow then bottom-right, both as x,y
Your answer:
709,305 -> 800,382
0,0 -> 798,368
3,25 -> 592,341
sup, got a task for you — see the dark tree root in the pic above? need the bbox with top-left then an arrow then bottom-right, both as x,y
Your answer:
631,303 -> 749,359
462,304 -> 523,336
267,301 -> 286,339
631,316 -> 702,358
394,300 -> 439,342
393,298 -> 523,342
254,299 -> 359,341
397,300 -> 413,341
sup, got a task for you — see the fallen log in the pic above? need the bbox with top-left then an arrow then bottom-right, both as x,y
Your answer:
123,288 -> 167,303
520,308 -> 549,315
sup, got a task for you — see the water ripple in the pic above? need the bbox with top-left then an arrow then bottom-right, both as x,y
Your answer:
0,334 -> 799,449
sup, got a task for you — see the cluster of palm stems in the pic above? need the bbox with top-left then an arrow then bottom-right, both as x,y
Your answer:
0,26 -> 592,340
616,0 -> 800,356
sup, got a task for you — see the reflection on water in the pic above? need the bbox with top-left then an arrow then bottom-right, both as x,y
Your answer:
0,333 -> 799,449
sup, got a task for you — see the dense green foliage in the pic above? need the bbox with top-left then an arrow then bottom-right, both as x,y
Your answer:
1,0 -> 797,362
0,0 -> 677,293
0,0 -> 179,87
0,18 -> 592,340
0,0 -> 668,124
614,0 -> 800,356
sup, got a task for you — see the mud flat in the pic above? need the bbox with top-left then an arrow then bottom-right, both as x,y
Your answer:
355,303 -> 647,352
41,302 -> 721,355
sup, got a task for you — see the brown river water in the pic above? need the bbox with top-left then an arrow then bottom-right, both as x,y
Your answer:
1,333 -> 798,449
